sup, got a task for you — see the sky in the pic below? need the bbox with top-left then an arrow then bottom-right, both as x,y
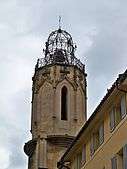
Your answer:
0,0 -> 127,168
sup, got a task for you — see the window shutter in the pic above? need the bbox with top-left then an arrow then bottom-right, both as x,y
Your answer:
99,123 -> 104,145
79,153 -> 82,168
115,106 -> 121,125
123,144 -> 127,169
76,156 -> 78,169
110,108 -> 115,130
121,95 -> 127,118
77,153 -> 82,169
111,156 -> 117,169
90,135 -> 94,156
82,144 -> 86,164
74,156 -> 77,169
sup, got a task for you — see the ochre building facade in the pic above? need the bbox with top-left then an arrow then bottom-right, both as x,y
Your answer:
58,70 -> 127,169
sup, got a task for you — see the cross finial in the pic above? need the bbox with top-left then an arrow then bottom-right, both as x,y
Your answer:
59,16 -> 61,29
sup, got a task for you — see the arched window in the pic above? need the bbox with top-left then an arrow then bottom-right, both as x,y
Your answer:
61,86 -> 68,120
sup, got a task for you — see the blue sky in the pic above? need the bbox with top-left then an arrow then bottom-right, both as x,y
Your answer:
0,0 -> 127,168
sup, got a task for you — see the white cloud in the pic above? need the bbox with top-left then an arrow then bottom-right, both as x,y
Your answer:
0,148 -> 10,169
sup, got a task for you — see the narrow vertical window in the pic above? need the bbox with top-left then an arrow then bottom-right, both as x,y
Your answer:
61,86 -> 68,120
99,123 -> 104,145
90,135 -> 94,156
123,144 -> 127,169
121,95 -> 127,119
111,156 -> 117,169
110,108 -> 115,130
115,105 -> 121,125
82,144 -> 86,164
77,152 -> 82,169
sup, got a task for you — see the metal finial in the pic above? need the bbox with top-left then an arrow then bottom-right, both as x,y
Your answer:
59,16 -> 61,29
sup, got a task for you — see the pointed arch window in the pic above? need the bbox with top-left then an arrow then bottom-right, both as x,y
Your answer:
61,86 -> 68,120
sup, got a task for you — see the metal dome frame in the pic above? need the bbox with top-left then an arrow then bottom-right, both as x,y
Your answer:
36,28 -> 85,72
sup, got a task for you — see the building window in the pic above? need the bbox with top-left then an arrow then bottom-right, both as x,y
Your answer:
120,94 -> 127,119
90,122 -> 104,156
123,144 -> 127,169
111,156 -> 117,169
82,144 -> 86,164
110,94 -> 127,131
112,145 -> 127,169
99,123 -> 104,145
77,152 -> 82,169
61,86 -> 68,120
117,148 -> 123,169
110,107 -> 116,130
73,152 -> 82,169
90,135 -> 95,156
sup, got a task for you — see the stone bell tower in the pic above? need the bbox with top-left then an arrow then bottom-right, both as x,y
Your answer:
24,27 -> 87,169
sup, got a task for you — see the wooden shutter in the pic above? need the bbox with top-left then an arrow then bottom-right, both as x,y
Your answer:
82,144 -> 86,164
77,153 -> 82,169
121,95 -> 127,118
90,135 -> 94,156
115,106 -> 121,125
99,123 -> 104,145
73,156 -> 77,169
111,156 -> 117,169
123,144 -> 127,169
110,108 -> 115,130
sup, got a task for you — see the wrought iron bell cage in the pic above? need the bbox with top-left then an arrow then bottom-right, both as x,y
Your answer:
36,28 -> 85,72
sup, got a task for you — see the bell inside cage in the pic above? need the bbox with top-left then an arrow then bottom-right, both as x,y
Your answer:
53,49 -> 65,63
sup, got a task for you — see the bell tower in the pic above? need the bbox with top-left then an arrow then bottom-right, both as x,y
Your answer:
24,27 -> 87,169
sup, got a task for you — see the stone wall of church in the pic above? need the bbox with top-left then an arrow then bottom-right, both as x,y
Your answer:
31,65 -> 87,138
25,64 -> 87,169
